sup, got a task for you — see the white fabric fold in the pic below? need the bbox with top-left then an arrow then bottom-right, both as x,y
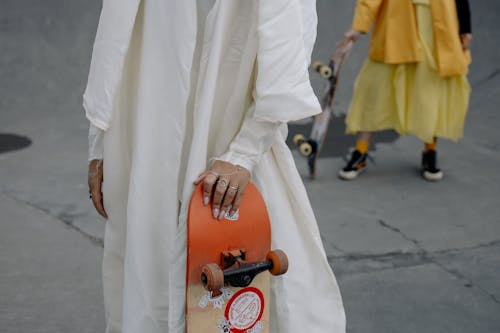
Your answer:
83,0 -> 321,130
255,0 -> 322,123
88,123 -> 104,161
217,103 -> 282,171
83,0 -> 141,130
83,0 -> 197,130
84,1 -> 345,332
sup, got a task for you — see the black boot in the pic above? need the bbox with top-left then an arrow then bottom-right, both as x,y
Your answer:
421,150 -> 443,181
338,150 -> 367,180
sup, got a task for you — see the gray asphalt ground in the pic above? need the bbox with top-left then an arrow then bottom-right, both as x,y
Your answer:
1,1 -> 499,332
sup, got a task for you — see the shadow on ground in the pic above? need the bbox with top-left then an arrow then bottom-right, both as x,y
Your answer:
0,134 -> 32,154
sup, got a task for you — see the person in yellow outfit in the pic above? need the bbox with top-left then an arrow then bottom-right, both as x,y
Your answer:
338,0 -> 472,181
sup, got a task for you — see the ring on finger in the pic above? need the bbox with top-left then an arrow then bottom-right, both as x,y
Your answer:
217,178 -> 229,188
228,185 -> 239,191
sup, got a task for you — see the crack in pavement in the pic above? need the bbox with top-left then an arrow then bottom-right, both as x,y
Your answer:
430,255 -> 500,306
322,235 -> 348,256
330,239 -> 500,262
378,219 -> 500,306
333,218 -> 500,307
473,68 -> 500,88
4,189 -> 499,306
377,219 -> 423,249
2,190 -> 104,248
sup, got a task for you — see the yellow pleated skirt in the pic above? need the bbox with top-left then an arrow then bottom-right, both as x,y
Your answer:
345,0 -> 471,143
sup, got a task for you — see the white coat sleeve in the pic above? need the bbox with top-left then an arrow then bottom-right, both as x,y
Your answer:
254,0 -> 321,123
217,104 -> 281,172
88,123 -> 104,161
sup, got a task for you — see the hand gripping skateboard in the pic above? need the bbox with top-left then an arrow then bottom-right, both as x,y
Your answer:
186,182 -> 288,333
293,41 -> 353,179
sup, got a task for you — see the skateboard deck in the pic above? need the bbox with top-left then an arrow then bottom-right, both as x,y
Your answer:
293,41 -> 353,179
186,182 -> 288,333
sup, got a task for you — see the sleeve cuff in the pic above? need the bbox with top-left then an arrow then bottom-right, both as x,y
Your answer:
88,123 -> 104,161
216,151 -> 258,173
352,15 -> 372,33
352,0 -> 381,33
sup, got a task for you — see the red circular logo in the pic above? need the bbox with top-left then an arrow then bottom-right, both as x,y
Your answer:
224,287 -> 264,332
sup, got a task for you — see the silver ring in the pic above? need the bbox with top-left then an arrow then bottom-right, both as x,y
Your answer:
228,185 -> 239,191
217,179 -> 228,188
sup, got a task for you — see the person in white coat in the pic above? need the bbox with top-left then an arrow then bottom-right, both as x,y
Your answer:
85,0 -> 346,332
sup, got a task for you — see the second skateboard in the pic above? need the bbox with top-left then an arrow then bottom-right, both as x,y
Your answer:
293,41 -> 353,179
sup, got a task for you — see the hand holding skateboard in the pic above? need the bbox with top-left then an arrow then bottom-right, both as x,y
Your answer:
186,182 -> 289,333
194,160 -> 251,220
341,29 -> 362,45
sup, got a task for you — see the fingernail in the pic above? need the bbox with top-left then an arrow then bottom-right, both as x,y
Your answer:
218,210 -> 226,220
203,196 -> 209,206
213,208 -> 219,219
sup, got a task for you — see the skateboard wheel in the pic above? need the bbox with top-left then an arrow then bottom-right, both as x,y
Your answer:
312,61 -> 323,71
293,133 -> 305,146
319,65 -> 332,79
267,250 -> 289,276
299,142 -> 313,157
201,264 -> 224,291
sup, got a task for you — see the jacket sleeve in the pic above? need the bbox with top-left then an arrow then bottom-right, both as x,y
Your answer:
352,0 -> 384,33
222,0 -> 319,171
455,0 -> 471,34
88,123 -> 104,161
217,102 -> 281,172
254,0 -> 322,123
83,0 -> 142,131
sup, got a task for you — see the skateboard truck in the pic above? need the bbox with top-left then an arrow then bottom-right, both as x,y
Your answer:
201,249 -> 288,292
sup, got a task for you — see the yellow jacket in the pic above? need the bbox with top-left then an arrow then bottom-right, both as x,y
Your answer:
352,0 -> 470,76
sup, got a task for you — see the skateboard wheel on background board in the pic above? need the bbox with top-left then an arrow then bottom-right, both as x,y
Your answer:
319,65 -> 332,79
312,61 -> 323,71
201,263 -> 224,291
299,142 -> 313,157
293,133 -> 305,146
267,250 -> 289,276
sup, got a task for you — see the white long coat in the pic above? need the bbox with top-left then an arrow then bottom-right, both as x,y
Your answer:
83,0 -> 346,332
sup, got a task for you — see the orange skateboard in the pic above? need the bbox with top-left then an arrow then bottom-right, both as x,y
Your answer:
186,182 -> 288,333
